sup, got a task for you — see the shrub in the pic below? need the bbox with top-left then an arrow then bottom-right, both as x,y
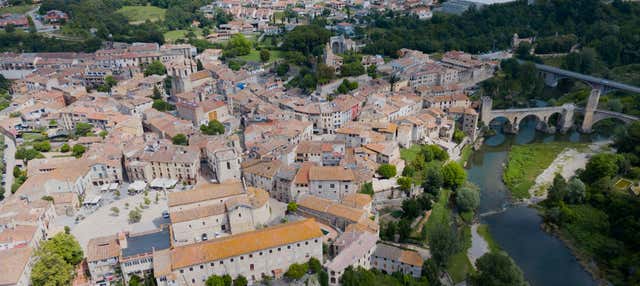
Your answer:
377,164 -> 397,179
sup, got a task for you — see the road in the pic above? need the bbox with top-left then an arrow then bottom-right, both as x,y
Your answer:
3,135 -> 16,198
26,6 -> 57,33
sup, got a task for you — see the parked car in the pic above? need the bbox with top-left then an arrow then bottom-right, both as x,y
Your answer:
162,210 -> 170,219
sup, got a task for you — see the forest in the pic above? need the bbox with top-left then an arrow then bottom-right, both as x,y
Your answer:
361,0 -> 640,69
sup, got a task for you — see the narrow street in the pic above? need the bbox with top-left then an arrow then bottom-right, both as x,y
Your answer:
3,135 -> 15,199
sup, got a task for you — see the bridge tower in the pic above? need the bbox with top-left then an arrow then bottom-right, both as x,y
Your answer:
560,104 -> 575,133
480,96 -> 493,126
581,86 -> 602,133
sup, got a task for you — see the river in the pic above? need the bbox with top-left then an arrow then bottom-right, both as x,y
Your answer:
466,118 -> 600,286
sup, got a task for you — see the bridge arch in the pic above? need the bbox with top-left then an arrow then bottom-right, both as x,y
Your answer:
487,116 -> 515,133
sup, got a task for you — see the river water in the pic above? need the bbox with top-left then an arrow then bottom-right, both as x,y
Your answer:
466,118 -> 599,286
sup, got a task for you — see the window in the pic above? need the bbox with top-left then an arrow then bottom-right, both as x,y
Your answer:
250,264 -> 254,271
277,248 -> 281,252
189,267 -> 193,271
330,183 -> 335,188
240,256 -> 244,260
269,250 -> 272,254
180,269 -> 184,273
287,245 -> 291,249
210,263 -> 214,266
200,265 -> 204,269
220,261 -> 224,265
249,254 -> 253,258
230,258 -> 234,262
259,252 -> 263,256
227,162 -> 231,169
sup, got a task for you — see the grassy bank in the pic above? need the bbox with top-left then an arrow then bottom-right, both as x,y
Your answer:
424,189 -> 451,242
117,5 -> 166,24
0,4 -> 34,14
503,142 -> 584,199
477,224 -> 501,253
447,224 -> 475,283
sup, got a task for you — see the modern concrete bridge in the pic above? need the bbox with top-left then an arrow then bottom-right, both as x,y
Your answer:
481,62 -> 640,133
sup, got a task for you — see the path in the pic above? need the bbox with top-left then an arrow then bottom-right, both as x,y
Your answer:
467,224 -> 489,267
527,140 -> 611,202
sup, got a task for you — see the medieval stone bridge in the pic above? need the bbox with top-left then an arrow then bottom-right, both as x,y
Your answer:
481,62 -> 640,133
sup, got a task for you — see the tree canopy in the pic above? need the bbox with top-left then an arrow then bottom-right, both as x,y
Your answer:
200,120 -> 225,135
471,252 -> 527,286
144,60 -> 167,76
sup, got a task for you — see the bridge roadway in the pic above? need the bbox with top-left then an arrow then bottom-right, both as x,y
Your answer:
532,62 -> 640,94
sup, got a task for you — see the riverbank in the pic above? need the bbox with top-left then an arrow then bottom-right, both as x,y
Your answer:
538,207 -> 608,286
503,141 -> 589,200
527,141 -> 612,202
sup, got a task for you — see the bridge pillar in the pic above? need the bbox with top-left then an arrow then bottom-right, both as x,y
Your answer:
480,96 -> 493,125
559,104 -> 575,133
543,72 -> 559,87
581,87 -> 602,133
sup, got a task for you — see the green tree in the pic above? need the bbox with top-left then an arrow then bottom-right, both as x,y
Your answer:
129,209 -> 142,223
282,25 -> 331,56
456,184 -> 480,212
144,60 -> 167,76
152,86 -> 162,99
206,275 -> 226,286
197,59 -> 204,71
200,120 -> 225,135
565,177 -> 586,204
15,147 -> 43,162
317,64 -> 336,85
441,162 -> 466,190
31,253 -> 74,286
377,164 -> 397,179
359,182 -> 374,196
74,122 -> 93,136
72,144 -> 86,158
453,129 -> 465,144
40,233 -> 83,265
397,177 -> 412,195
172,134 -> 188,145
428,219 -> 458,266
381,220 -> 397,241
471,252 -> 526,286
422,145 -> 449,162
580,153 -> 618,184
60,143 -> 70,152
285,263 -> 308,280
401,198 -> 420,219
233,275 -> 248,286
152,99 -> 174,111
223,34 -> 251,58
287,202 -> 298,213
259,49 -> 270,62
99,130 -> 108,138
276,63 -> 290,77
33,140 -> 51,152
423,163 -> 444,195
308,257 -> 322,273
547,174 -> 568,205
367,64 -> 378,78
111,206 -> 120,216
398,219 -> 412,242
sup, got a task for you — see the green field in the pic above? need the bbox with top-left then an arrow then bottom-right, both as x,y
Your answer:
0,4 -> 34,14
117,5 -> 166,24
424,189 -> 451,242
238,49 -> 284,63
503,142 -> 585,199
164,28 -> 203,42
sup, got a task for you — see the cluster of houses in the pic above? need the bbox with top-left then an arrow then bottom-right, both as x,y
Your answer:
0,32 -> 496,285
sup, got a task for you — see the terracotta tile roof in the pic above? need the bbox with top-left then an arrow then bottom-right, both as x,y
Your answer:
169,219 -> 323,269
170,203 -> 226,223
86,235 -> 120,262
293,162 -> 316,185
308,166 -> 355,181
0,225 -> 37,244
167,181 -> 244,208
242,160 -> 283,178
0,247 -> 33,285
298,195 -> 366,223
373,244 -> 423,267
341,193 -> 372,210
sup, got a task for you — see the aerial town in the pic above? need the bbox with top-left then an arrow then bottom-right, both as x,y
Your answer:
0,0 -> 639,286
